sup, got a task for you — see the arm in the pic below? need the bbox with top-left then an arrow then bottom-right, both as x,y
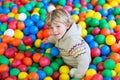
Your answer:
42,36 -> 56,44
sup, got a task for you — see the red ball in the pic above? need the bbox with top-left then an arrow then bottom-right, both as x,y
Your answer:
94,5 -> 102,11
18,64 -> 28,72
112,76 -> 120,80
52,71 -> 60,80
39,57 -> 50,67
91,73 -> 103,80
115,32 -> 120,42
4,48 -> 16,58
12,59 -> 22,68
97,62 -> 104,71
1,72 -> 9,79
23,36 -> 32,46
9,76 -> 18,80
91,48 -> 101,58
92,27 -> 100,36
0,14 -> 8,22
24,51 -> 33,58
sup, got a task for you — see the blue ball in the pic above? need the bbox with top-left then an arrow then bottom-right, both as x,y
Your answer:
107,14 -> 115,21
0,6 -> 3,13
24,19 -> 34,27
23,27 -> 30,36
37,70 -> 46,80
25,4 -> 32,12
85,34 -> 94,43
52,0 -> 58,4
88,64 -> 98,71
71,10 -> 80,15
3,8 -> 10,14
100,45 -> 110,56
108,8 -> 114,15
29,34 -> 36,43
89,41 -> 99,49
50,47 -> 60,57
103,77 -> 112,80
8,17 -> 14,22
31,14 -> 40,23
87,4 -> 94,10
40,43 -> 46,49
37,20 -> 45,29
29,26 -> 38,34
99,8 -> 108,16
45,43 -> 54,49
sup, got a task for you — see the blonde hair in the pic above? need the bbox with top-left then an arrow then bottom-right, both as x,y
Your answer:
46,8 -> 73,27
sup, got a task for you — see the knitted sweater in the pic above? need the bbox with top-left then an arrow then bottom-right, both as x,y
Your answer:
48,22 -> 91,79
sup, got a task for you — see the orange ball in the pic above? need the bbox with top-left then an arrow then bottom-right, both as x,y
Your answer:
114,25 -> 120,33
109,53 -> 120,63
100,28 -> 110,36
84,76 -> 93,80
43,29 -> 51,38
37,30 -> 43,39
0,42 -> 8,49
5,77 -> 13,80
32,53 -> 43,63
0,64 -> 9,73
15,52 -> 25,60
17,21 -> 25,30
11,8 -> 18,14
79,12 -> 86,21
91,0 -> 97,6
11,38 -> 21,47
20,0 -> 29,4
28,72 -> 39,80
0,46 -> 5,55
22,57 -> 32,66
2,35 -> 11,44
111,43 -> 120,53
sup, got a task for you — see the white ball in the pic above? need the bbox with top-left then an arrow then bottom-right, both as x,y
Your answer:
48,5 -> 56,13
4,29 -> 14,37
18,13 -> 27,21
70,68 -> 77,77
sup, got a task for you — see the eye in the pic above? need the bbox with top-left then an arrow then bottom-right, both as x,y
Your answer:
56,26 -> 60,28
49,26 -> 53,29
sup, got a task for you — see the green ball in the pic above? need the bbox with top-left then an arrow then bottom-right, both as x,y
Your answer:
9,2 -> 15,7
87,27 -> 94,34
18,7 -> 27,13
116,18 -> 120,25
0,23 -> 7,32
102,69 -> 112,77
85,17 -> 92,26
2,2 -> 9,8
93,57 -> 103,65
10,68 -> 20,76
97,0 -> 106,6
104,59 -> 115,70
18,44 -> 26,51
99,19 -> 107,25
43,66 -> 53,76
58,0 -> 66,6
86,0 -> 91,3
39,8 -> 47,15
74,3 -> 81,8
50,62 -> 59,71
114,7 -> 120,15
32,63 -> 39,68
44,53 -> 53,61
28,67 -> 38,73
100,23 -> 109,29
95,34 -> 105,44
71,78 -> 78,80
54,58 -> 64,66
80,8 -> 87,12
89,18 -> 99,27
36,2 -> 44,8
29,1 -> 37,7
0,55 -> 9,65
40,14 -> 46,21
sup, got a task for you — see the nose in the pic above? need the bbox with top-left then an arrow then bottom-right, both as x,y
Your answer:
52,27 -> 57,33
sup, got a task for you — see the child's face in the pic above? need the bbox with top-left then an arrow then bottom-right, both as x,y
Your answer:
49,21 -> 69,40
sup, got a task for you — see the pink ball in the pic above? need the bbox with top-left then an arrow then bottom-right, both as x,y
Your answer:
8,20 -> 17,30
9,76 -> 18,80
66,1 -> 73,7
24,51 -> 33,58
112,76 -> 120,80
94,5 -> 102,11
23,36 -> 32,46
65,5 -> 73,12
91,48 -> 101,58
97,62 -> 104,71
52,71 -> 60,80
1,72 -> 9,79
4,48 -> 16,58
17,64 -> 28,72
39,57 -> 50,67
12,59 -> 22,68
0,14 -> 8,22
91,73 -> 103,80
92,27 -> 100,36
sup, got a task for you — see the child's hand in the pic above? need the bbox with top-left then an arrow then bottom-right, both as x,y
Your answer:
42,38 -> 49,43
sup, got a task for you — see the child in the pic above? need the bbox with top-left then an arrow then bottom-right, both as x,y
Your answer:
43,8 -> 91,79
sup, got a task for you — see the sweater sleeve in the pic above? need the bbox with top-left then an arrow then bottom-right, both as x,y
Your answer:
48,36 -> 56,44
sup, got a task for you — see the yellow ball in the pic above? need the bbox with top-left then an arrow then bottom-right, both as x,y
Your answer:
33,8 -> 40,12
44,76 -> 53,80
14,29 -> 24,39
71,14 -> 79,23
86,10 -> 95,18
59,65 -> 70,74
114,63 -> 120,73
8,12 -> 15,18
18,72 -> 28,79
92,12 -> 101,20
34,39 -> 42,48
99,44 -> 104,48
9,58 -> 14,65
105,35 -> 116,45
109,1 -> 118,7
108,20 -> 117,29
78,21 -> 86,29
26,46 -> 31,50
82,29 -> 87,38
116,0 -> 120,3
59,74 -> 70,80
103,4 -> 112,10
117,72 -> 120,77
14,14 -> 19,20
31,12 -> 40,16
111,70 -> 117,77
85,69 -> 97,76
45,48 -> 51,53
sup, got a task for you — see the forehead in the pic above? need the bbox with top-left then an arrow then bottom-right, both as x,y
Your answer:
51,20 -> 65,26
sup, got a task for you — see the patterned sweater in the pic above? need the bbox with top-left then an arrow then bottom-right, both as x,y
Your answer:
48,22 -> 91,79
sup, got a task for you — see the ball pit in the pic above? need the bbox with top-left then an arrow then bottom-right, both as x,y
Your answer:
0,0 -> 120,80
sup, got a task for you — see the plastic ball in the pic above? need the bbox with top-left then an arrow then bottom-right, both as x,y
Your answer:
102,69 -> 112,77
11,59 -> 22,68
65,5 -> 73,12
91,73 -> 103,80
91,48 -> 101,58
28,72 -> 39,80
22,57 -> 32,66
92,12 -> 102,20
95,34 -> 105,44
54,58 -> 64,66
104,59 -> 115,70
37,20 -> 45,29
78,21 -> 86,29
59,65 -> 70,74
18,64 -> 28,72
50,62 -> 59,71
70,68 -> 77,77
32,53 -> 43,63
89,41 -> 99,49
34,39 -> 42,48
85,69 -> 97,76
47,4 -> 56,13
97,62 -> 104,71
100,28 -> 110,36
39,57 -> 50,67
52,71 -> 60,80
44,76 -> 53,80
71,14 -> 79,23
23,36 -> 32,46
43,29 -> 51,38
105,35 -> 116,45
92,27 -> 100,35
29,26 -> 39,34
112,76 -> 120,80
16,21 -> 25,30
108,20 -> 117,29
0,64 -> 9,73
24,19 -> 34,27
18,13 -> 27,21
84,34 -> 94,43
43,66 -> 53,76
50,47 -> 60,57
18,72 -> 28,80
100,45 -> 110,56
93,56 -> 103,65
114,63 -> 120,73
82,29 -> 87,37
4,48 -> 16,58
0,14 -> 8,22
99,8 -> 108,16
10,68 -> 20,76
59,74 -> 70,80
115,33 -> 120,41
37,70 -> 46,80
31,14 -> 40,22
111,43 -> 120,53
14,29 -> 24,39
0,24 -> 7,32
